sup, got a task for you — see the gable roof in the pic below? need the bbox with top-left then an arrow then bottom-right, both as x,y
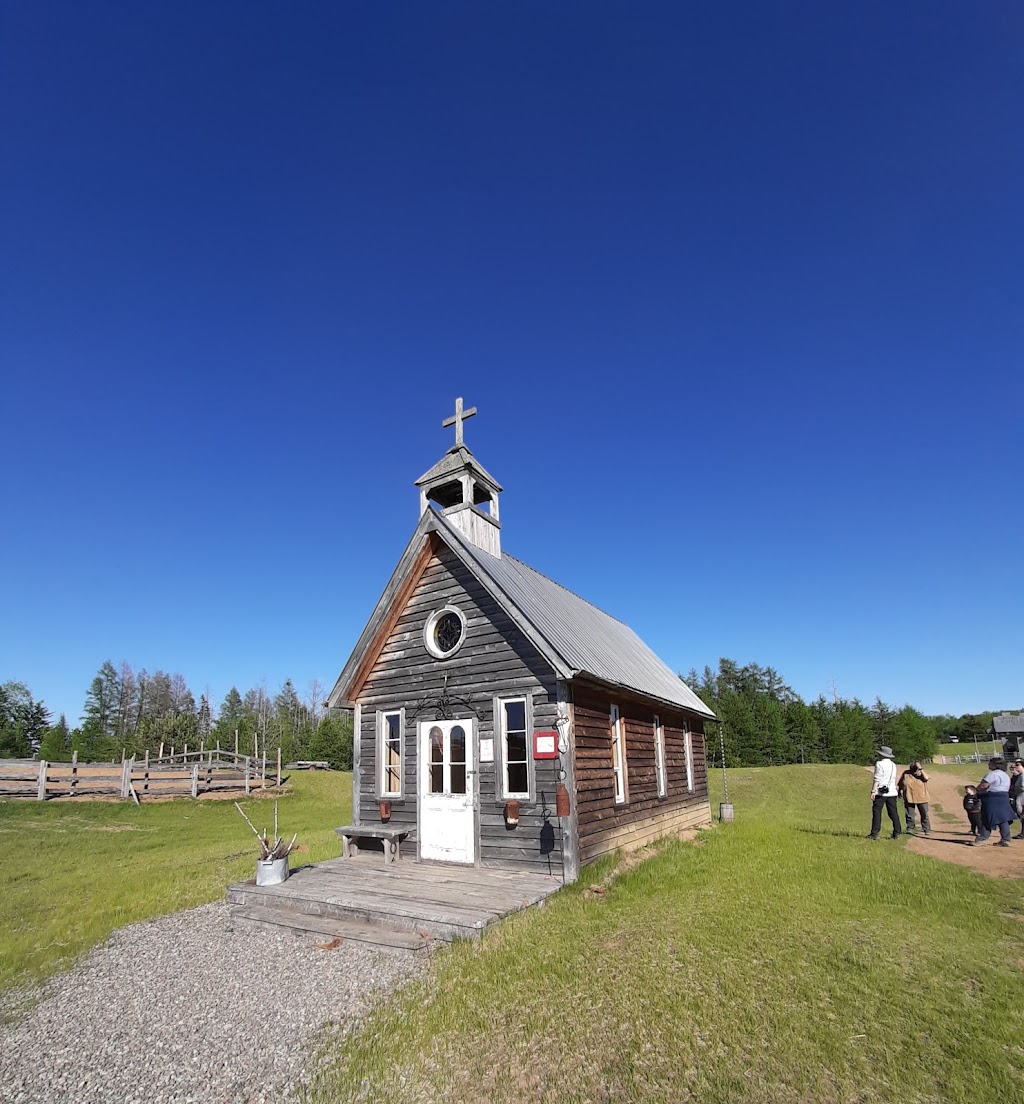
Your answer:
415,445 -> 503,492
328,508 -> 715,719
992,712 -> 1024,735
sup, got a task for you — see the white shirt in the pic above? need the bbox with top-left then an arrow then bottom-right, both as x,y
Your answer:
872,758 -> 897,796
981,769 -> 1009,794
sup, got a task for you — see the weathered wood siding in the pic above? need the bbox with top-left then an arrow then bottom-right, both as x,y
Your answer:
572,680 -> 711,865
355,545 -> 565,874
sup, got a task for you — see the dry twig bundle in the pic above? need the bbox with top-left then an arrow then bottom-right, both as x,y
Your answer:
234,800 -> 298,860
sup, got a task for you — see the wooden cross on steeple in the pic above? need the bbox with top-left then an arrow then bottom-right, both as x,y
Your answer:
442,396 -> 477,447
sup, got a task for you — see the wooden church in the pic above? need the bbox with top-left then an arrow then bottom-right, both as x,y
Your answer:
327,399 -> 715,883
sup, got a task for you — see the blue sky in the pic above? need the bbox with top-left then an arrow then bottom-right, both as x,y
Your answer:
2,2 -> 1021,722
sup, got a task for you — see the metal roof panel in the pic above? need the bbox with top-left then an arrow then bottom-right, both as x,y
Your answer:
435,514 -> 715,718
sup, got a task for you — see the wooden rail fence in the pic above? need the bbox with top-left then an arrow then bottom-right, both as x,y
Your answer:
0,746 -> 282,802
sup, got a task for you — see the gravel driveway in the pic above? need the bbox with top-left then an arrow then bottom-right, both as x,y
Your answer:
0,903 -> 427,1103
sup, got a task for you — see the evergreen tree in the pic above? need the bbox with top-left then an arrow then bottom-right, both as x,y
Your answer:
82,662 -> 119,743
308,711 -> 354,770
197,694 -> 212,745
1,681 -> 51,757
39,714 -> 73,761
214,687 -> 244,743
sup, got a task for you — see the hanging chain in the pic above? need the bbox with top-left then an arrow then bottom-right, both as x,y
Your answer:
719,721 -> 729,804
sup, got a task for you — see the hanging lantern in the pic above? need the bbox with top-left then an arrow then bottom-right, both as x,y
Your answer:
504,800 -> 520,827
555,783 -> 570,817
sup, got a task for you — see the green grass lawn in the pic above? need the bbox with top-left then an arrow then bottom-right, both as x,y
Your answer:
306,765 -> 1024,1104
936,740 -> 1004,761
0,771 -> 350,994
4,765 -> 1023,1102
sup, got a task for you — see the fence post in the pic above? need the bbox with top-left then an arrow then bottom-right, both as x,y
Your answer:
191,763 -> 199,799
71,750 -> 78,797
262,747 -> 267,790
244,757 -> 251,795
234,728 -> 238,756
159,742 -> 164,759
120,759 -> 128,798
37,760 -> 48,801
277,747 -> 281,787
144,750 -> 150,794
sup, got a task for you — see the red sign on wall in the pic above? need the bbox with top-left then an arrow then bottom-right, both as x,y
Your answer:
533,730 -> 559,759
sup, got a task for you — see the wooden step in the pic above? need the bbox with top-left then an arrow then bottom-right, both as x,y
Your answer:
226,879 -> 489,942
229,904 -> 432,953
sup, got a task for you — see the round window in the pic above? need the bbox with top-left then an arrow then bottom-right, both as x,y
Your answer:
424,606 -> 467,659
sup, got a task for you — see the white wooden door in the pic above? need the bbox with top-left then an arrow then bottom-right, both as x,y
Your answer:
419,720 -> 475,864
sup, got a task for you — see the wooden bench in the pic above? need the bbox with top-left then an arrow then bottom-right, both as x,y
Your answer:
334,825 -> 411,865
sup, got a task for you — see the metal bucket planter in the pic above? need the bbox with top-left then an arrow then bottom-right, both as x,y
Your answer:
256,856 -> 290,886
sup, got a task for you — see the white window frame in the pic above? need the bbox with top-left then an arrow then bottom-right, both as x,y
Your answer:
378,709 -> 404,798
610,704 -> 627,804
423,604 -> 468,659
496,694 -> 532,800
654,714 -> 667,798
684,721 -> 694,793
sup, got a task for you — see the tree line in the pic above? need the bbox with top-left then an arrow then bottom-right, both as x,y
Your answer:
1,663 -> 352,770
686,658 -> 1009,768
5,657 -> 1014,772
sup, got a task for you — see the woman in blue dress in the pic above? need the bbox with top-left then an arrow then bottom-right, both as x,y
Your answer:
971,757 -> 1014,847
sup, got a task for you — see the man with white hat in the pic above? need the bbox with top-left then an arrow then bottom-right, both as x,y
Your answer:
868,746 -> 902,840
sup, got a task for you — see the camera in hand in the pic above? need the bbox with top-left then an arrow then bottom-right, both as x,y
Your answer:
877,785 -> 889,796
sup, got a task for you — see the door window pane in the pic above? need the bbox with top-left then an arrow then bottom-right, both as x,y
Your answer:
450,724 -> 466,794
429,725 -> 444,793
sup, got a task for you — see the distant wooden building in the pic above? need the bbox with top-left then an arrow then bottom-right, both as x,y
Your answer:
992,712 -> 1024,757
327,400 -> 715,882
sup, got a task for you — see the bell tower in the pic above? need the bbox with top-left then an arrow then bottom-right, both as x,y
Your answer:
415,397 -> 502,557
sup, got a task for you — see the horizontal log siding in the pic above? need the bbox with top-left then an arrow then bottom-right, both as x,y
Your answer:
572,681 -> 711,866
356,546 -> 563,873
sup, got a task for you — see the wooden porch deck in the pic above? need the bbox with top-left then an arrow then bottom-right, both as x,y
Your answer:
227,856 -> 563,949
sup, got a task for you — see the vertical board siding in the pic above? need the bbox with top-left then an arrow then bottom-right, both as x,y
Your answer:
572,681 -> 711,865
356,546 -> 564,873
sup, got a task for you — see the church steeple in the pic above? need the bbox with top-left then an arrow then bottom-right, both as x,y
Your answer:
415,397 -> 502,557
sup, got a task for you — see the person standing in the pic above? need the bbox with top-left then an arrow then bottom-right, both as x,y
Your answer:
972,757 -> 1014,847
897,760 -> 932,835
868,746 -> 901,840
962,785 -> 983,836
1009,760 -> 1024,840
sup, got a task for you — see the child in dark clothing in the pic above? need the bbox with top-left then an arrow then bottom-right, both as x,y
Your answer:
963,785 -> 983,835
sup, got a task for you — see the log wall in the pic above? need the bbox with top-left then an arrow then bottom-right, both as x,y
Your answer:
571,680 -> 711,865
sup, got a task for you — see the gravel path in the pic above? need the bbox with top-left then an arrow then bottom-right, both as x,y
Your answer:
0,903 -> 427,1103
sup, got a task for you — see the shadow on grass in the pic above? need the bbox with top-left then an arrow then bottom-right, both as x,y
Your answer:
793,825 -> 866,839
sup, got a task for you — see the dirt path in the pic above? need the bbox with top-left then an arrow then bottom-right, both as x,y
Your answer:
905,767 -> 1024,878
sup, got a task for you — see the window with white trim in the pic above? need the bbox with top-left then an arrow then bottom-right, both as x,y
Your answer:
684,721 -> 694,793
610,704 -> 626,804
379,710 -> 403,797
654,714 -> 667,798
500,697 -> 530,799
